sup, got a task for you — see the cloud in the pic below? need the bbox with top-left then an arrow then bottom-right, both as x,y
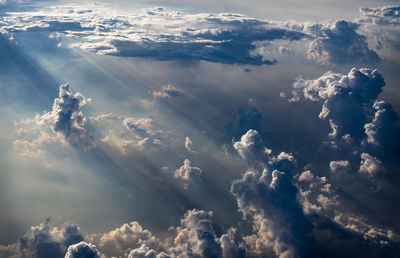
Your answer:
329,160 -> 351,173
123,118 -> 159,137
364,101 -> 400,154
360,6 -> 400,25
184,136 -> 193,153
288,67 -> 400,241
296,169 -> 337,214
3,3 -> 392,67
0,218 -> 84,258
151,85 -> 184,99
44,84 -> 91,146
128,244 -> 158,258
90,113 -> 165,154
231,129 -> 311,257
292,68 -> 385,148
174,159 -> 202,190
0,4 -> 308,65
171,209 -> 222,257
13,84 -> 94,157
64,242 -> 101,258
290,67 -> 400,191
87,221 -> 157,258
295,166 -> 400,254
85,209 -> 242,258
306,20 -> 380,64
231,128 -> 400,256
359,153 -> 383,176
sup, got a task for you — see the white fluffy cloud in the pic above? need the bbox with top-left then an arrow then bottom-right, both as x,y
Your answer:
87,221 -> 157,257
64,242 -> 101,258
174,159 -> 202,190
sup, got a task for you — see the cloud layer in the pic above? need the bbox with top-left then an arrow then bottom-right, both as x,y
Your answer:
0,4 -> 309,65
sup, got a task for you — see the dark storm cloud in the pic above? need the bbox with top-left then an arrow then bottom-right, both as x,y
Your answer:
307,20 -> 380,64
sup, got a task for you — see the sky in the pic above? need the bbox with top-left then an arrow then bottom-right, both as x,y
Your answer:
0,0 -> 400,257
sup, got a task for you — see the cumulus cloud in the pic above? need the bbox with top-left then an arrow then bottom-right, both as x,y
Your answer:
0,218 -> 84,258
231,129 -> 311,257
359,153 -> 383,176
90,221 -> 156,258
296,169 -> 338,216
291,66 -> 400,175
184,136 -> 193,153
13,84 -> 94,154
288,67 -> 400,240
128,244 -> 158,258
0,4 -> 309,65
171,209 -> 222,257
306,20 -> 380,64
64,242 -> 101,258
292,68 -> 385,148
364,101 -> 400,153
232,128 -> 400,256
174,159 -> 202,190
86,209 -> 242,258
1,209 -> 245,258
44,84 -> 91,146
